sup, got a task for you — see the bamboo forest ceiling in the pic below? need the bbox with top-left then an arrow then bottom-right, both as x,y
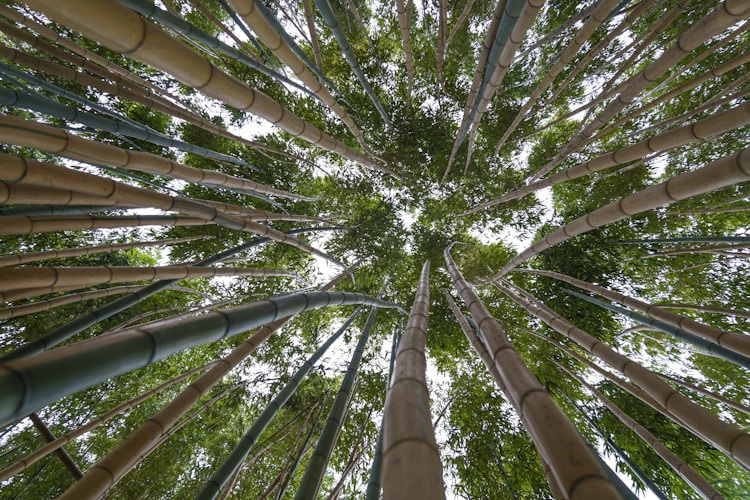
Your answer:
0,0 -> 749,498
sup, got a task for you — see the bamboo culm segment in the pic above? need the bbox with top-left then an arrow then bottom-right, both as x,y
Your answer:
195,308 -> 363,500
0,291 -> 396,427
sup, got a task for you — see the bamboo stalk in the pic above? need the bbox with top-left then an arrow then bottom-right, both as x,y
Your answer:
494,282 -> 750,471
381,261 -> 446,499
489,148 -> 750,279
55,263 -> 365,498
444,247 -> 618,498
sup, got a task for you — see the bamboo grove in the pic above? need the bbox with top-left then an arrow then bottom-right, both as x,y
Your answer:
0,0 -> 748,497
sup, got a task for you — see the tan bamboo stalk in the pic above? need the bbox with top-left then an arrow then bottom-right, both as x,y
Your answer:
472,99 -> 750,213
1,154 -> 339,264
675,206 -> 750,216
489,148 -> 750,280
553,361 -> 725,500
301,0 -> 324,70
492,0 -> 622,154
0,214 -> 212,237
519,269 -> 750,359
654,304 -> 750,320
544,0 -> 656,109
184,0 -> 255,58
463,0 -> 547,152
515,0 -> 600,59
530,0 -> 750,181
493,282 -> 750,470
436,0 -> 446,96
594,49 -> 750,143
0,43 -> 266,158
643,243 -> 750,258
27,412 -> 84,480
444,0 -> 507,181
0,265 -> 300,291
443,289 -> 566,497
0,362 -> 212,481
443,248 -> 618,498
24,0 -> 395,177
646,19 -> 750,98
0,114 -> 311,202
225,0 -> 382,160
343,0 -> 373,48
0,285 -> 144,319
381,261 -> 446,499
517,325 -> 666,418
396,0 -> 414,108
0,235 -> 203,267
539,0 -> 693,145
658,373 -> 750,417
59,262 -> 361,498
444,0 -> 475,50
0,4 -> 196,112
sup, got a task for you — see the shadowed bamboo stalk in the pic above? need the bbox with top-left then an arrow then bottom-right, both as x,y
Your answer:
530,0 -> 750,181
0,265 -> 300,291
196,308 -> 363,499
436,0 -> 446,96
555,361 -> 724,500
492,0 -> 621,154
0,114 -> 311,201
444,0 -> 508,180
311,0 -> 392,128
493,281 -> 750,471
213,0 -> 381,159
295,282 -> 387,499
396,0 -> 414,108
381,261 -> 446,499
463,0 -> 547,158
520,269 -> 750,360
24,0 -> 390,175
641,243 -> 750,257
658,373 -> 750,417
489,148 -> 750,280
444,247 -> 618,498
55,262 -> 364,498
654,303 -> 750,320
0,235 -> 203,267
0,362 -> 213,481
469,101 -> 750,212
301,0 -> 324,70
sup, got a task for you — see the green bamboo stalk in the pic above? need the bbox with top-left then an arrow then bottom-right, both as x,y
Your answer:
312,0 -> 392,128
0,227 -> 338,362
294,283 -> 387,499
0,362 -> 212,481
364,322 -> 401,500
489,149 -> 750,280
195,308 -> 363,500
275,392 -> 331,500
561,287 -> 750,369
60,260 -> 366,499
0,292 -> 396,429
